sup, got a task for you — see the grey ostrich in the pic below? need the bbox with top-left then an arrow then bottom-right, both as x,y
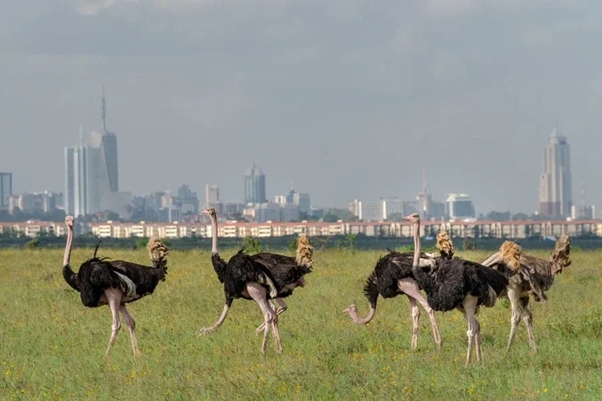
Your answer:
62,216 -> 169,356
480,234 -> 571,352
405,213 -> 515,366
343,246 -> 442,350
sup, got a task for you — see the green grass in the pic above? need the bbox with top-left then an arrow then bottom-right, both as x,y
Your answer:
1,247 -> 602,400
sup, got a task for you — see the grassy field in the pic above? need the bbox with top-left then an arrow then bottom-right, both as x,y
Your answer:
1,246 -> 602,400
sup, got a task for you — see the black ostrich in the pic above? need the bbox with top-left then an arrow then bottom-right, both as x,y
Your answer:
343,248 -> 442,350
201,248 -> 285,354
62,215 -> 169,356
249,234 -> 314,335
404,213 -> 513,366
199,208 -> 313,344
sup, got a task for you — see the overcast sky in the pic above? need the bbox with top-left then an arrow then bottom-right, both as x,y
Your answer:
1,0 -> 602,214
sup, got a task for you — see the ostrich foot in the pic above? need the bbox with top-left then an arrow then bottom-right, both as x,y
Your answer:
255,307 -> 286,336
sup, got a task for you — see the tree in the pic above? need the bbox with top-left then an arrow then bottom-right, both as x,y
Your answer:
387,213 -> 404,222
512,212 -> 529,220
242,237 -> 262,254
485,211 -> 511,221
322,213 -> 339,223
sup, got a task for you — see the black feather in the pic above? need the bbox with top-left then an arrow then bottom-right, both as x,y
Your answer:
412,257 -> 509,312
223,250 -> 276,299
251,252 -> 311,298
77,257 -> 120,307
211,253 -> 228,283
363,271 -> 379,308
62,264 -> 80,291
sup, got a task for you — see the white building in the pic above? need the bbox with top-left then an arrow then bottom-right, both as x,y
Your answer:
205,184 -> 220,207
445,193 -> 475,220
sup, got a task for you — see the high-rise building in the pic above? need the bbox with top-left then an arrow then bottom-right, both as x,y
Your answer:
205,184 -> 220,207
445,193 -> 475,220
538,126 -> 572,217
64,90 -> 123,217
102,133 -> 119,192
64,146 -> 88,216
244,164 -> 266,204
100,86 -> 119,192
0,172 -> 12,209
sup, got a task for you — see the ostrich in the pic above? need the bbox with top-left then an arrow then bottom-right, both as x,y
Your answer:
343,241 -> 443,350
405,213 -> 516,366
62,215 -> 169,356
250,234 -> 314,334
199,207 -> 312,335
480,234 -> 571,352
199,208 -> 313,353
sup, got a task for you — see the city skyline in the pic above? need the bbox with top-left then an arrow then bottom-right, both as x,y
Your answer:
2,2 -> 602,213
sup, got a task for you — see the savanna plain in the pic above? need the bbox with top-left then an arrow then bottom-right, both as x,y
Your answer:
1,246 -> 602,400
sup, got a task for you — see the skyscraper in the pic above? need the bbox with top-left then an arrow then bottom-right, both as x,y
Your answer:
244,164 -> 266,204
65,89 -> 123,217
0,172 -> 12,209
102,132 -> 119,192
64,146 -> 88,216
205,184 -> 220,207
538,126 -> 572,217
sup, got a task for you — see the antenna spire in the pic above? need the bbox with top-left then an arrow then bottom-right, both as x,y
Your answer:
79,123 -> 83,147
102,85 -> 107,133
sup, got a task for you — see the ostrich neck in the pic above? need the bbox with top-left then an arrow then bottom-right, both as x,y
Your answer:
412,221 -> 421,267
210,215 -> 218,254
63,225 -> 73,267
349,306 -> 376,324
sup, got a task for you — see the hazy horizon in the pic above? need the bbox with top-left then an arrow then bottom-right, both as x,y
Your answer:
2,1 -> 602,214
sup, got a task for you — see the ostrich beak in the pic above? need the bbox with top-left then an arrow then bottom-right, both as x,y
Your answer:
481,252 -> 502,266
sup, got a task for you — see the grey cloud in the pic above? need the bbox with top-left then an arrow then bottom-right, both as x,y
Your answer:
1,0 -> 602,213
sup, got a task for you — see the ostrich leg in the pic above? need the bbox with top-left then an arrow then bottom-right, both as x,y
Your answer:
462,295 -> 479,366
199,295 -> 233,335
120,305 -> 139,356
506,288 -> 522,352
246,283 -> 278,354
520,297 -> 537,352
407,296 -> 420,350
398,278 -> 442,349
105,288 -> 123,356
256,298 -> 287,335
474,316 -> 482,362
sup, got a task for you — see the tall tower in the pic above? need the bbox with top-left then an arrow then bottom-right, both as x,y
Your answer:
205,184 -> 220,207
100,87 -> 119,192
64,144 -> 88,216
538,124 -> 572,217
244,164 -> 266,204
0,172 -> 12,209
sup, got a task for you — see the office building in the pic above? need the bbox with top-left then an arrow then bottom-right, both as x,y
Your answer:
538,126 -> 572,217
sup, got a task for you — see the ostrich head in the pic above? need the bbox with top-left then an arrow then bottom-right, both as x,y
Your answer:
343,304 -> 358,314
203,208 -> 217,219
403,213 -> 420,224
65,215 -> 74,228
343,302 -> 376,325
